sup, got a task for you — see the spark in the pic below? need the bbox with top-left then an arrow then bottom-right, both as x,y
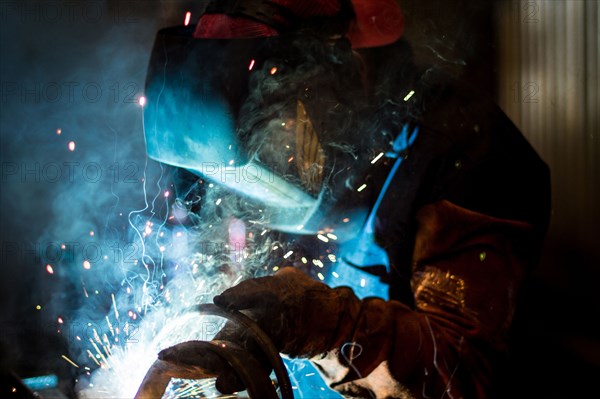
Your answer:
317,272 -> 325,281
35,305 -> 41,310
248,59 -> 256,70
357,184 -> 367,192
138,96 -> 146,107
68,141 -> 76,151
215,198 -> 222,205
326,233 -> 338,240
56,128 -> 62,135
46,264 -> 54,274
360,278 -> 366,287
106,316 -> 115,337
332,271 -> 339,278
102,334 -> 113,357
270,67 -> 278,75
301,257 -> 307,264
273,266 -> 280,272
62,355 -> 80,368
111,293 -> 119,320
283,250 -> 293,259
403,90 -> 415,101
184,11 -> 191,26
83,260 -> 91,270
371,152 -> 384,164
342,217 -> 350,223
296,224 -> 304,231
93,328 -> 102,344
164,191 -> 170,198
233,275 -> 243,285
89,230 -> 94,236
327,254 -> 337,262
317,234 -> 329,243
87,350 -> 101,366
312,259 -> 324,268
479,251 -> 486,261
58,317 -> 64,324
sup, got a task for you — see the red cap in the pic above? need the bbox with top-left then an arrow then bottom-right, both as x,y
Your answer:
346,0 -> 404,48
194,0 -> 403,48
194,14 -> 278,38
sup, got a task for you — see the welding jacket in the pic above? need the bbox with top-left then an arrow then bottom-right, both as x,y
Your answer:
302,42 -> 551,399
211,39 -> 550,398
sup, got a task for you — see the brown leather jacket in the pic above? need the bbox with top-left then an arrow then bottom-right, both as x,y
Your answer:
308,57 -> 551,398
312,200 -> 542,398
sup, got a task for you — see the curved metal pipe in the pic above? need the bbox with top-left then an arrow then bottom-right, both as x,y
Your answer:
193,303 -> 294,399
134,303 -> 294,399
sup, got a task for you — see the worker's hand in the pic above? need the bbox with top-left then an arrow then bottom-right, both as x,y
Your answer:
212,267 -> 361,393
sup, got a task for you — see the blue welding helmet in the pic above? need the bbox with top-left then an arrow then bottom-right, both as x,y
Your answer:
143,24 -> 403,240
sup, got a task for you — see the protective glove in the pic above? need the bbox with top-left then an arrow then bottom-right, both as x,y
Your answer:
212,267 -> 362,393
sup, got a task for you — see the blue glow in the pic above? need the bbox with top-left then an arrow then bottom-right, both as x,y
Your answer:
325,125 -> 420,300
284,358 -> 343,399
22,374 -> 58,391
144,84 -> 238,168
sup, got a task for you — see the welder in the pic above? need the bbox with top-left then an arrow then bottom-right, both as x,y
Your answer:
143,0 -> 551,397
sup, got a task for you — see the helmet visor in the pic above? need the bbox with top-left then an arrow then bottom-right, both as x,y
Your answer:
144,26 -> 368,232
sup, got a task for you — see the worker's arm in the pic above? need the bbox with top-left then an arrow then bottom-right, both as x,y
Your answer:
313,200 -> 536,398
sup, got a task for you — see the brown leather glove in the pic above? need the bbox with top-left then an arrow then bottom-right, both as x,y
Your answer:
212,267 -> 361,393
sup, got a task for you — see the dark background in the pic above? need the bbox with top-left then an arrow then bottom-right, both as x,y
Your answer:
1,1 -> 598,398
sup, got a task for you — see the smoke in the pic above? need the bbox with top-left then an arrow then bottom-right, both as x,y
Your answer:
69,21 -> 421,399
0,0 -> 276,396
0,0 -> 155,376
62,26 -> 382,399
1,1 -> 470,398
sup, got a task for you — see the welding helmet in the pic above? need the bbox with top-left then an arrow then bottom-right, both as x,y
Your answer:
143,0 -> 405,239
